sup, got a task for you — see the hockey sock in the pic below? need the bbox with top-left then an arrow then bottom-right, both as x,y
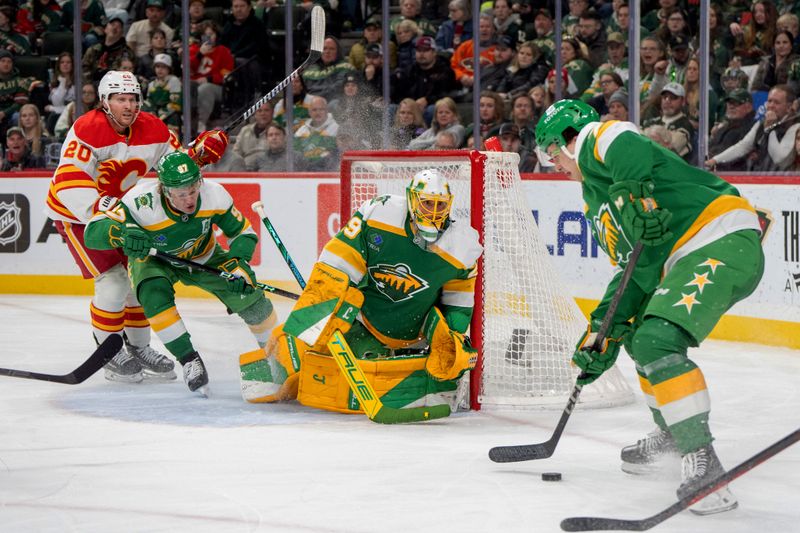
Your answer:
138,278 -> 195,360
123,304 -> 150,346
237,297 -> 276,348
629,318 -> 712,454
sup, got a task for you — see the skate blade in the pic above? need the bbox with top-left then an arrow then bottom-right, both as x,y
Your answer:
620,457 -> 678,476
104,371 -> 144,383
142,369 -> 177,381
195,384 -> 211,398
689,487 -> 738,516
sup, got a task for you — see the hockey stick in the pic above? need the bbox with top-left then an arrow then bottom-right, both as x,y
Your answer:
0,334 -> 122,384
148,249 -> 301,300
489,242 -> 645,463
215,6 -> 325,137
327,330 -> 451,424
252,201 -> 307,289
560,427 -> 800,531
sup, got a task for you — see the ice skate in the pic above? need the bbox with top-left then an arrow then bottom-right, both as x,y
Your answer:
126,342 -> 176,380
620,427 -> 680,474
181,352 -> 209,397
678,444 -> 738,515
104,345 -> 144,383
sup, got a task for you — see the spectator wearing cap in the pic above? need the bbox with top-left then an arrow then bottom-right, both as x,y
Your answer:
482,34 -> 516,92
390,0 -> 437,39
142,53 -> 181,134
562,0 -> 589,36
220,0 -> 271,103
436,0 -> 473,57
189,20 -> 233,132
232,102 -> 274,170
392,36 -> 457,122
659,33 -> 692,86
127,0 -> 174,58
255,124 -> 302,172
708,89 -> 756,172
576,10 -> 607,69
528,8 -> 555,66
394,19 -> 421,75
707,84 -> 800,171
581,31 -> 629,102
349,17 -> 397,71
82,15 -> 136,84
2,127 -> 45,170
586,70 -> 624,117
0,50 -> 29,141
451,13 -> 497,91
492,0 -> 521,40
294,95 -> 340,171
408,97 -> 465,150
362,43 -> 385,100
496,40 -> 548,100
605,89 -> 629,122
498,122 -> 537,171
753,30 -> 800,91
732,1 -> 779,66
61,0 -> 106,48
302,36 -> 356,104
642,82 -> 696,162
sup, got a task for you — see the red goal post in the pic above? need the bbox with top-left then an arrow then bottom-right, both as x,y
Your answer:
340,150 -> 633,411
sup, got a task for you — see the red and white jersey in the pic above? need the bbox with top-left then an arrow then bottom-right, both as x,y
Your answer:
46,109 -> 182,224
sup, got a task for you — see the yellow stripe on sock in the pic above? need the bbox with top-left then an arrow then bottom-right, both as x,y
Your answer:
148,306 -> 182,332
651,368 -> 707,407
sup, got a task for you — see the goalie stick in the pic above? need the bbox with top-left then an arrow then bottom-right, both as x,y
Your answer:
148,249 -> 301,300
252,201 -> 306,289
560,427 -> 800,531
488,242 -> 644,463
201,6 -> 325,140
327,330 -> 451,424
0,334 -> 122,384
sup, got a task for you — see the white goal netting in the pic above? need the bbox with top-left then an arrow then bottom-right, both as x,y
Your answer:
341,151 -> 633,410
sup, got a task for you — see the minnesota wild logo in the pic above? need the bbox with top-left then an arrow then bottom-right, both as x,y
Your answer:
369,263 -> 428,302
592,203 -> 633,265
135,192 -> 154,210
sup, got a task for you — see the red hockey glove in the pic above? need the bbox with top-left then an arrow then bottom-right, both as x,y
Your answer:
189,129 -> 229,166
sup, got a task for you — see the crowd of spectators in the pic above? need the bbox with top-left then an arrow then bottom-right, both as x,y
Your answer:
4,0 -> 800,172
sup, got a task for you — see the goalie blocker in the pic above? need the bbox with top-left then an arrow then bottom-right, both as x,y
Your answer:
238,262 -> 476,415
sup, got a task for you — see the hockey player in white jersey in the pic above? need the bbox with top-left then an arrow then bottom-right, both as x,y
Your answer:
46,70 -> 229,383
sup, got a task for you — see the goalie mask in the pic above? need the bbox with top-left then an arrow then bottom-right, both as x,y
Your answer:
406,169 -> 453,243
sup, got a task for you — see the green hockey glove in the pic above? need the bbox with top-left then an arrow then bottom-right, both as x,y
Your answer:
121,223 -> 152,260
572,322 -> 630,385
220,258 -> 255,295
609,180 -> 673,247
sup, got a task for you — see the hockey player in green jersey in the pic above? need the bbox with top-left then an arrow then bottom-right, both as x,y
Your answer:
238,169 -> 483,416
84,151 -> 277,396
536,100 -> 764,515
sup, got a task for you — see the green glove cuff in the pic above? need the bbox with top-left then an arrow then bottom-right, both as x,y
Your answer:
228,234 -> 257,261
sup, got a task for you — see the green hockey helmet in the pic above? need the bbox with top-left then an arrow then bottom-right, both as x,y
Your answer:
156,151 -> 201,191
535,99 -> 599,153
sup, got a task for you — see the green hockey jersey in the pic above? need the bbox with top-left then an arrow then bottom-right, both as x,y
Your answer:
84,179 -> 257,263
319,194 -> 483,347
574,120 -> 762,301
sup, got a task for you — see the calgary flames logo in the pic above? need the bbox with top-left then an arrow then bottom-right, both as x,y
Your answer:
369,263 -> 428,302
592,204 -> 632,266
96,159 -> 149,197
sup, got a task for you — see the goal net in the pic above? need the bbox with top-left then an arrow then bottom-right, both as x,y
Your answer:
340,150 -> 633,410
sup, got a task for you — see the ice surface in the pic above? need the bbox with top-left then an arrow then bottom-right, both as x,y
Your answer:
0,295 -> 798,533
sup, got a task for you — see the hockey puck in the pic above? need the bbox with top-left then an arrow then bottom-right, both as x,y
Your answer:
542,472 -> 562,481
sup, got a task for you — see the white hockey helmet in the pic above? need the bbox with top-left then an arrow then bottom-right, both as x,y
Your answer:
98,70 -> 142,123
406,169 -> 453,243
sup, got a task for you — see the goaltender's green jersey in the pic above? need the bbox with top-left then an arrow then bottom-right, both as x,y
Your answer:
574,120 -> 762,308
84,179 -> 257,264
319,194 -> 482,348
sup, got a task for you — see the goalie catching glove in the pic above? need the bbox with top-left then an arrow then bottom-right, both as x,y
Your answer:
422,307 -> 477,381
572,322 -> 630,385
189,129 -> 229,166
609,179 -> 673,247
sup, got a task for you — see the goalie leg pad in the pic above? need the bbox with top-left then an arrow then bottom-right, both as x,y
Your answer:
283,262 -> 364,350
422,307 -> 478,382
239,324 -> 302,403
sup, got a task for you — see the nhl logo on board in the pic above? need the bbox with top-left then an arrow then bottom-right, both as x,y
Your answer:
0,201 -> 21,246
0,194 -> 30,253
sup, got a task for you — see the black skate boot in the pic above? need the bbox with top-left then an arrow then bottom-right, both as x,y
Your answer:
104,345 -> 144,383
181,351 -> 209,397
678,444 -> 738,515
620,427 -> 680,474
126,342 -> 176,380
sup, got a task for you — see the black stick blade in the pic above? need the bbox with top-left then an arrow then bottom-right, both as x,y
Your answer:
488,442 -> 553,462
561,517 -> 650,531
